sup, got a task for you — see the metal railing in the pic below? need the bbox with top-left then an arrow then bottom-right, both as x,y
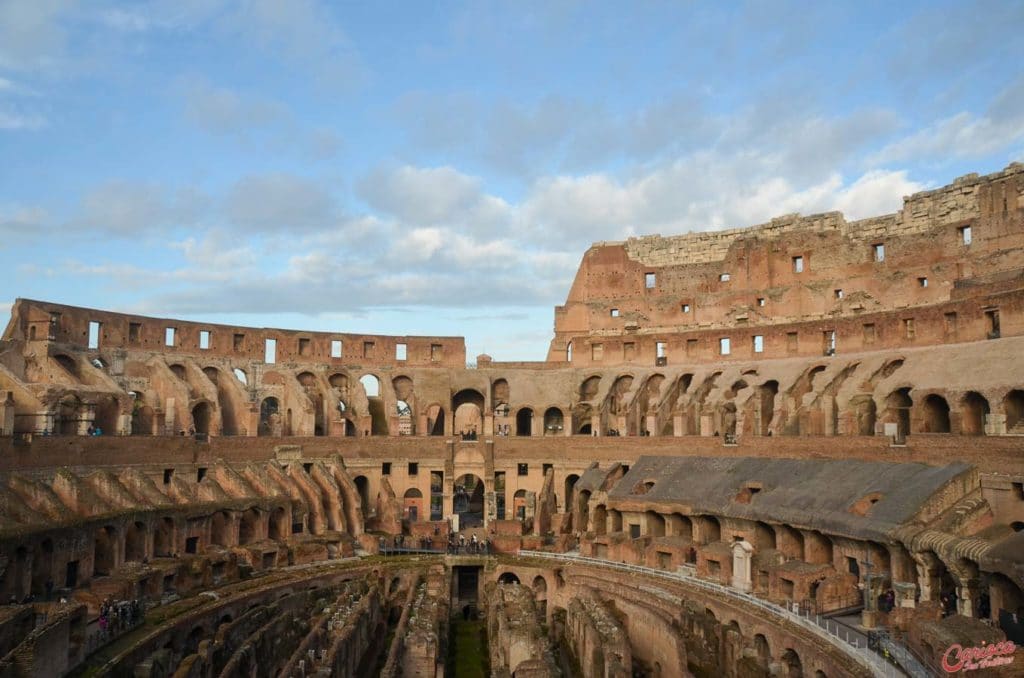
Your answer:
518,550 -> 907,678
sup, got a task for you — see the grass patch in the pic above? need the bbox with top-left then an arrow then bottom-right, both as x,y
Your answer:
449,618 -> 488,678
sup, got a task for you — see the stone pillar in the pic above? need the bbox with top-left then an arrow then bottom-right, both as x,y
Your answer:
417,413 -> 428,436
645,414 -> 657,436
484,412 -> 494,436
731,540 -> 753,592
673,414 -> 683,437
591,414 -> 601,436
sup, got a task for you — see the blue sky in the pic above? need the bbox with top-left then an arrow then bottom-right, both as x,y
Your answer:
1,1 -> 1023,360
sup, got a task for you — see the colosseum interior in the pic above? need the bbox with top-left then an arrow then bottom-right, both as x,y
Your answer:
0,164 -> 1022,677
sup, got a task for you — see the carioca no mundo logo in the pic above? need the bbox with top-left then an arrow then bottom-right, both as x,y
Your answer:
941,640 -> 1016,673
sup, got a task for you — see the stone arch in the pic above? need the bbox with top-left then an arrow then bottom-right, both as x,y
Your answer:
354,476 -> 370,514
759,380 -> 779,435
454,474 -> 485,527
515,407 -> 534,436
776,524 -> 805,560
125,521 -> 147,562
542,406 -> 564,435
754,521 -> 776,550
492,378 -> 510,409
93,525 -> 117,576
645,511 -> 665,537
130,392 -> 155,435
580,375 -> 601,400
752,634 -> 771,669
426,403 -> 445,436
498,572 -> 520,585
31,538 -> 54,595
564,474 -> 580,514
93,394 -> 121,434
851,395 -> 877,436
269,507 -> 288,540
666,513 -> 693,541
259,397 -> 280,436
781,648 -> 803,678
960,391 -> 990,435
885,387 -> 913,438
921,394 -> 951,433
154,517 -> 175,556
988,572 -> 1024,621
210,510 -> 232,546
403,488 -> 423,522
238,508 -> 261,545
697,515 -> 720,544
1003,389 -> 1024,430
393,376 -> 414,435
56,394 -> 84,435
361,374 -> 387,435
191,400 -> 212,435
453,388 -> 485,437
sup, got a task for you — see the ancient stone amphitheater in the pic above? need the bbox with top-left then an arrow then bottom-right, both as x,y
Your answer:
0,165 -> 1022,677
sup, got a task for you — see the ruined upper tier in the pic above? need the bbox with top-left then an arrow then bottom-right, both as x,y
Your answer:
548,163 -> 1024,365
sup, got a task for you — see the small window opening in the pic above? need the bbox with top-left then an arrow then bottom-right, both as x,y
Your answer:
185,537 -> 198,554
610,308 -> 620,318
199,330 -> 211,350
330,340 -> 343,358
197,467 -> 207,482
543,463 -> 553,476
163,469 -> 173,485
944,312 -> 958,335
792,256 -> 804,273
382,462 -> 392,475
396,343 -> 407,361
757,297 -> 765,307
719,337 -> 731,355
128,322 -> 141,343
517,463 -> 529,476
88,321 -> 101,349
298,338 -> 311,356
863,323 -> 876,344
431,344 -> 442,361
363,341 -> 375,358
959,225 -> 972,245
835,289 -> 844,299
872,243 -> 885,262
719,272 -> 731,282
265,338 -> 277,363
985,309 -> 1000,338
233,333 -> 244,351
681,303 -> 691,313
408,462 -> 418,476
645,272 -> 656,289
823,330 -> 836,355
752,335 -> 764,353
303,462 -> 313,474
918,277 -> 928,288
165,327 -> 176,347
656,341 -> 667,358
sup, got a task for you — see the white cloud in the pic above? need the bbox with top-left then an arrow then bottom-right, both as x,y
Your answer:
180,77 -> 286,136
872,78 -> 1024,165
358,164 -> 512,236
0,0 -> 72,72
0,108 -> 45,130
224,173 -> 337,233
